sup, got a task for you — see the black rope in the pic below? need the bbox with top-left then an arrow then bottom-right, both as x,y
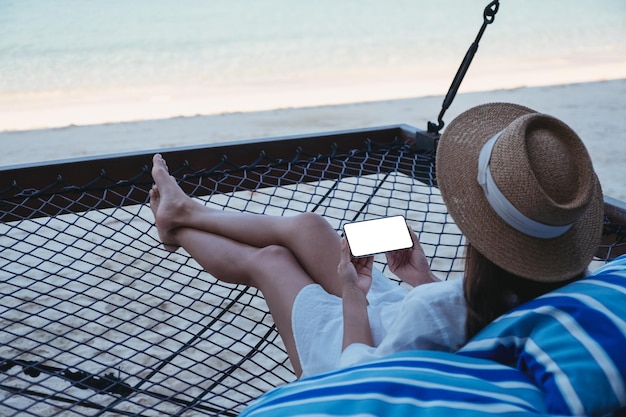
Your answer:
0,358 -> 133,397
427,0 -> 500,135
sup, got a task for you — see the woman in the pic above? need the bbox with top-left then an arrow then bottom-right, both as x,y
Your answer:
435,103 -> 603,339
149,102 -> 603,378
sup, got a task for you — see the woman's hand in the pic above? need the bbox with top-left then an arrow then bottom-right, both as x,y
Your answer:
337,238 -> 373,296
385,228 -> 439,287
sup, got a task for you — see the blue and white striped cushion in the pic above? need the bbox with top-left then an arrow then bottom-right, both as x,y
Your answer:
459,255 -> 626,416
240,350 -> 547,416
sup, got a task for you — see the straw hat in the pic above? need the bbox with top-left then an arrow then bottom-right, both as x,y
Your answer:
436,103 -> 603,282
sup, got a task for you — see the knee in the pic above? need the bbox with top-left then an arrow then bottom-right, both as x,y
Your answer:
248,244 -> 299,285
253,244 -> 298,269
293,212 -> 334,233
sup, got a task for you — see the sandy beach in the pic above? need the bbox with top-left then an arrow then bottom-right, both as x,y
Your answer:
1,78 -> 625,201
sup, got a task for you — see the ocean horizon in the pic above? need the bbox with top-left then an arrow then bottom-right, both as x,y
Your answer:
0,0 -> 625,132
2,0 -> 625,94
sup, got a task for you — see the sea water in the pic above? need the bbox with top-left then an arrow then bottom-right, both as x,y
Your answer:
1,0 -> 624,96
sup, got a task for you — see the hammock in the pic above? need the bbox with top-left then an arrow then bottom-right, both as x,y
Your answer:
1,124 -> 625,416
2,3 -> 625,414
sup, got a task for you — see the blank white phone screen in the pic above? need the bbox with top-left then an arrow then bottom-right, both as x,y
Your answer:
343,216 -> 413,257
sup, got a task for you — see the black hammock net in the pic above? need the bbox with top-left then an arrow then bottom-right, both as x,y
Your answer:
1,125 -> 624,417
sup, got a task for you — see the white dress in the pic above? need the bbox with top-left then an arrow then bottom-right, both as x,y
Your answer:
291,268 -> 467,378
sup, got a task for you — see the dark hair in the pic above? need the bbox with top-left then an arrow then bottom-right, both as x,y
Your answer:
463,244 -> 581,341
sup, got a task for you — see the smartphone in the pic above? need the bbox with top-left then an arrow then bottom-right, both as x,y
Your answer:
343,215 -> 413,257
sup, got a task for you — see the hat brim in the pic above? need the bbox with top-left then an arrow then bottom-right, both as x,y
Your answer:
435,103 -> 603,282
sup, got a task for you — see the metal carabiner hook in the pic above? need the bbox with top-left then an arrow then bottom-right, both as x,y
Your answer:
484,0 -> 500,24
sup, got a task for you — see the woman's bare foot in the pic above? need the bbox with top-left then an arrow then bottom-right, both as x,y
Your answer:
150,154 -> 195,251
149,185 -> 180,252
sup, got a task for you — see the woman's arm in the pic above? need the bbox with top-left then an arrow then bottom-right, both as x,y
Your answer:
338,239 -> 374,350
342,283 -> 373,350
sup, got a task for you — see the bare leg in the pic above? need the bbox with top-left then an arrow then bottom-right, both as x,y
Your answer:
150,154 -> 344,296
170,226 -> 312,377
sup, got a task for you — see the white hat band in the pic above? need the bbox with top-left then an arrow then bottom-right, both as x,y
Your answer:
477,131 -> 574,239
